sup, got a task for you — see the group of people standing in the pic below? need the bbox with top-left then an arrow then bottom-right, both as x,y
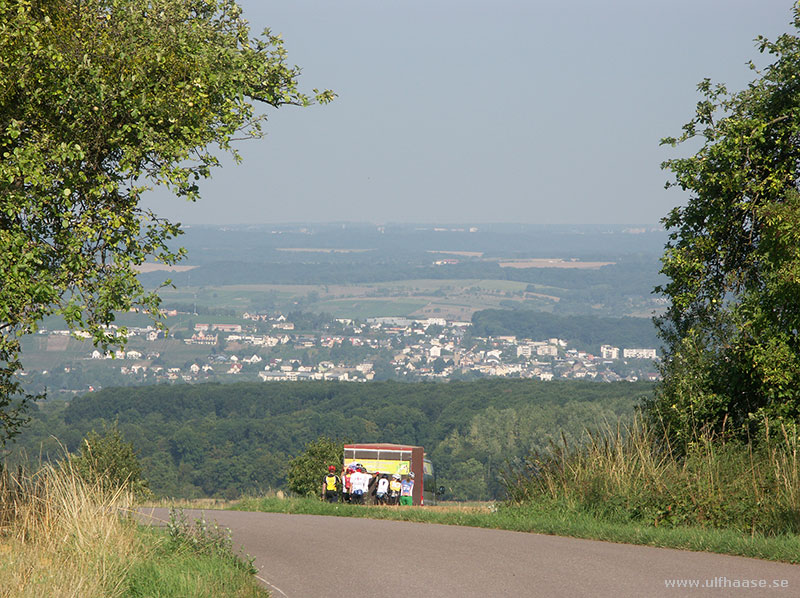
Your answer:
323,464 -> 414,506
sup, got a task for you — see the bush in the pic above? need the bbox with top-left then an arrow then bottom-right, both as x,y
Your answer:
165,507 -> 256,574
71,422 -> 151,499
502,417 -> 800,536
286,437 -> 343,498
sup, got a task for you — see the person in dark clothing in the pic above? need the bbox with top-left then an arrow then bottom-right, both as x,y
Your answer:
323,465 -> 340,503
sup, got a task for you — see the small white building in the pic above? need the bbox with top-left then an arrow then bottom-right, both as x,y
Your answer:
623,348 -> 657,360
601,345 -> 620,360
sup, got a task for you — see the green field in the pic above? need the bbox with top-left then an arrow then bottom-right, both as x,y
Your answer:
154,278 -> 566,320
370,279 -> 532,292
18,335 -> 214,371
309,298 -> 430,318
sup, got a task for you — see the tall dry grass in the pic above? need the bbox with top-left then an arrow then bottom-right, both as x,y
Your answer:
0,460 -> 139,598
503,416 -> 800,536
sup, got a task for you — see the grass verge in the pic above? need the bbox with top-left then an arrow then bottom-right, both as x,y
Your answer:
0,463 -> 267,598
124,518 -> 267,598
230,496 -> 800,564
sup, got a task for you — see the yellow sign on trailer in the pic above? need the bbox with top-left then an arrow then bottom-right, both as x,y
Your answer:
343,443 -> 433,505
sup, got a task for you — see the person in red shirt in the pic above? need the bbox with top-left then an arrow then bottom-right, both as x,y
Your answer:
342,466 -> 353,503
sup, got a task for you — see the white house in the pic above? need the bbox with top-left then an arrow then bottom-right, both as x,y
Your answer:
623,348 -> 657,359
601,345 -> 620,360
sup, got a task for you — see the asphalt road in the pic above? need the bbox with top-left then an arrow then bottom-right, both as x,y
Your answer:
138,508 -> 800,597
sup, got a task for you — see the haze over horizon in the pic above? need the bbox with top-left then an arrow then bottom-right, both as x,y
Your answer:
142,0 -> 795,226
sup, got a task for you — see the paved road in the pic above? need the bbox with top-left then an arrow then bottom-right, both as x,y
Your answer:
139,508 -> 800,597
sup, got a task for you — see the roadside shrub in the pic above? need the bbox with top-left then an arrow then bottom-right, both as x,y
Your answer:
0,459 -> 138,596
165,507 -> 256,574
71,421 -> 151,499
502,417 -> 800,536
286,436 -> 344,498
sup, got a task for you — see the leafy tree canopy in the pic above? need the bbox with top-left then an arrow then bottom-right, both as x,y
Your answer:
71,421 -> 150,498
0,0 -> 333,443
651,3 -> 800,441
286,436 -> 344,498
15,379 -> 646,500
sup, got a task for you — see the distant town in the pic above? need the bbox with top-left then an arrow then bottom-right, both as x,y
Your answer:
25,310 -> 661,394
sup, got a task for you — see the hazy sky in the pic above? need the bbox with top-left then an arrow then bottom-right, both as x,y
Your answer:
142,0 -> 796,225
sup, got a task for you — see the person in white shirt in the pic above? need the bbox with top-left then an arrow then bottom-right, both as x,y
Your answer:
349,467 -> 372,504
375,474 -> 389,504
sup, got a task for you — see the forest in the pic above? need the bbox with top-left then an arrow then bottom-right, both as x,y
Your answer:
12,380 -> 651,500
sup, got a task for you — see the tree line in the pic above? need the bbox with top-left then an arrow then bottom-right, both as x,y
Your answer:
470,310 -> 660,352
11,380 -> 650,500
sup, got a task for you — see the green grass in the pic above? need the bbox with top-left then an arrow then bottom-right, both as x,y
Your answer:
1,462 -> 267,598
230,496 -> 800,564
370,279 -> 531,292
124,526 -> 267,598
156,279 -> 562,317
504,418 -> 800,536
309,298 -> 429,318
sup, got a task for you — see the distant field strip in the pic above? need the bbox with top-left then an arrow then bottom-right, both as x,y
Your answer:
427,250 -> 484,257
371,279 -> 531,292
496,259 -> 615,269
155,279 -> 567,319
311,299 -> 429,318
275,247 -> 374,253
46,335 -> 70,351
134,263 -> 198,273
525,291 -> 561,302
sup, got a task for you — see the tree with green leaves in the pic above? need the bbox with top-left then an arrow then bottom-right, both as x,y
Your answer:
650,3 -> 800,442
71,422 -> 150,498
286,436 -> 344,498
0,0 -> 333,444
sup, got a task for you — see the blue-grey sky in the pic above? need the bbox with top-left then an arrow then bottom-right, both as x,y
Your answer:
142,0 -> 796,225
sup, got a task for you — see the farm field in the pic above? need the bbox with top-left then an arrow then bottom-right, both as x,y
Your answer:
19,335 -> 213,371
154,279 -> 568,319
308,298 -> 430,319
495,258 -> 615,269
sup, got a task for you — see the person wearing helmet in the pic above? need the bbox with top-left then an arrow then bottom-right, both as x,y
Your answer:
342,466 -> 353,503
350,466 -> 372,504
323,465 -> 340,503
388,473 -> 402,505
375,473 -> 389,505
399,474 -> 414,506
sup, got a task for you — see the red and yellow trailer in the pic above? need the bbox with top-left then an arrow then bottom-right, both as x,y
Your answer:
343,443 -> 434,506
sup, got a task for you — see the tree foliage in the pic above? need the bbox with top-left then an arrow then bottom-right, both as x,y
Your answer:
471,309 -> 659,351
286,436 -> 344,498
71,421 -> 150,498
651,4 -> 800,441
14,379 -> 645,500
0,0 -> 332,443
